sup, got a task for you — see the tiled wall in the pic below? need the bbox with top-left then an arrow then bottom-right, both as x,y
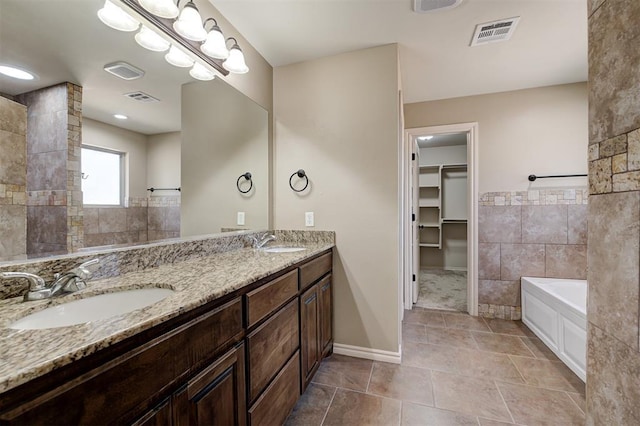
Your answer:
84,196 -> 180,248
478,189 -> 588,320
0,97 -> 27,260
586,0 -> 640,423
14,83 -> 84,256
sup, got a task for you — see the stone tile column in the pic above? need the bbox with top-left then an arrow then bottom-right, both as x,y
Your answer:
587,0 -> 640,423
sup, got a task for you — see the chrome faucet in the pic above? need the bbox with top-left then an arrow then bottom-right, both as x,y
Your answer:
252,232 -> 276,249
1,258 -> 100,302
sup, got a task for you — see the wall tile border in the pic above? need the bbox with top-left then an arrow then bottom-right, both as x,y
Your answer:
480,189 -> 588,206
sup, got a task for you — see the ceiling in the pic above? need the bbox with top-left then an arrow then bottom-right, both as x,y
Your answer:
210,0 -> 588,103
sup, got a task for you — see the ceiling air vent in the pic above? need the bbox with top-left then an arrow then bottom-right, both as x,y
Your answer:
103,61 -> 145,80
124,91 -> 160,103
413,0 -> 463,13
470,17 -> 520,47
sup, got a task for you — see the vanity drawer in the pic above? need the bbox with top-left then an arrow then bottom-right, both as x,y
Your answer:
246,270 -> 298,328
246,299 -> 299,402
299,252 -> 332,290
248,351 -> 300,426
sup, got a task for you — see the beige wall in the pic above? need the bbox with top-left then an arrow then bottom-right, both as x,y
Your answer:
181,79 -> 269,236
147,132 -> 181,190
273,44 -> 401,353
405,83 -> 588,193
83,118 -> 148,199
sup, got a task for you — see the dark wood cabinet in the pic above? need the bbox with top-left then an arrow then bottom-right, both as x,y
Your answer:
0,249 -> 333,426
173,343 -> 246,426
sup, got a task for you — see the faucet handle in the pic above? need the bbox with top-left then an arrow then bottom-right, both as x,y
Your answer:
71,258 -> 100,280
0,272 -> 46,290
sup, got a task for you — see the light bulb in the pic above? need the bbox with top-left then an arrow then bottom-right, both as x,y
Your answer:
0,65 -> 35,80
135,26 -> 170,52
190,63 -> 215,81
97,0 -> 139,32
201,26 -> 229,59
138,0 -> 179,19
173,2 -> 206,41
165,45 -> 194,67
223,45 -> 249,74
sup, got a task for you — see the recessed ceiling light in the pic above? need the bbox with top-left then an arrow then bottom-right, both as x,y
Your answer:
114,114 -> 128,120
0,65 -> 35,80
418,136 -> 434,141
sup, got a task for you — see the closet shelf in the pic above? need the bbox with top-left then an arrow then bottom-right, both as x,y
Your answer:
419,243 -> 440,248
419,200 -> 440,208
419,222 -> 439,228
442,218 -> 467,223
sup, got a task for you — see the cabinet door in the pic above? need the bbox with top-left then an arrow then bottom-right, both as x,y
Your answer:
173,343 -> 246,426
132,398 -> 172,426
300,285 -> 320,391
318,275 -> 333,358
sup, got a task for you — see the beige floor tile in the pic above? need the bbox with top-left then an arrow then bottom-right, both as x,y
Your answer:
509,356 -> 585,393
404,309 -> 446,327
472,332 -> 536,357
285,383 -> 335,426
478,418 -> 517,425
484,319 -> 536,337
520,337 -> 560,361
323,388 -> 401,426
311,354 -> 373,392
402,322 -> 429,343
431,370 -> 512,422
497,382 -> 585,426
368,362 -> 434,406
401,402 -> 478,426
402,341 -> 458,372
455,348 -> 525,384
442,313 -> 491,331
567,392 -> 586,414
427,326 -> 478,349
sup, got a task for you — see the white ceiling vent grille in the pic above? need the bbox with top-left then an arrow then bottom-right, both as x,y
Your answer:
103,61 -> 145,80
124,91 -> 160,103
413,0 -> 463,13
470,17 -> 520,47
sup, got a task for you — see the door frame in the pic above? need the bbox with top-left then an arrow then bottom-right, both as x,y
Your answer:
402,122 -> 479,316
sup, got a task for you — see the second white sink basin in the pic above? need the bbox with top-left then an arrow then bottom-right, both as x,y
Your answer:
261,247 -> 307,253
9,288 -> 174,330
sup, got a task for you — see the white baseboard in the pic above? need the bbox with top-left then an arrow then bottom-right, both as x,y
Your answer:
333,343 -> 401,364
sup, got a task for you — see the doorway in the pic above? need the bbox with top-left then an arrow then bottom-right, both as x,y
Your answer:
402,123 -> 479,315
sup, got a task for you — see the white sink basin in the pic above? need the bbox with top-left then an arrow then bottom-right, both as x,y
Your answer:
9,288 -> 174,330
261,247 -> 307,253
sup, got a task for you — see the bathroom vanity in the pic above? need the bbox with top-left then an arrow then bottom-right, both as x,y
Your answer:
0,235 -> 333,425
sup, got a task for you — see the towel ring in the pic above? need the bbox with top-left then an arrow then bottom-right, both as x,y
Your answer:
237,172 -> 253,194
289,169 -> 309,192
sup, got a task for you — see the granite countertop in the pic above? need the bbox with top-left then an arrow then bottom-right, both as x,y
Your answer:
0,241 -> 333,394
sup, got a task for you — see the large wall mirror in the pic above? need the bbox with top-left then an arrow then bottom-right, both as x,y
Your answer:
0,0 -> 269,263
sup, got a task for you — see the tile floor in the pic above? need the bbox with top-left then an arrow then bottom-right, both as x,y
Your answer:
286,308 -> 585,426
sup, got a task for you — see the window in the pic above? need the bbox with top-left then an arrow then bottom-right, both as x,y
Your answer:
81,146 -> 124,205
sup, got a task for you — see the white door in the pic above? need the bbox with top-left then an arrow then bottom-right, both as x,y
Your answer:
411,141 -> 420,303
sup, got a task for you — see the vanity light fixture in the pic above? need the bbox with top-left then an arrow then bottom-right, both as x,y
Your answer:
97,0 -> 140,32
173,1 -> 207,41
138,0 -> 179,19
189,62 -> 215,81
200,18 -> 229,59
223,38 -> 249,74
135,25 -> 170,52
0,65 -> 35,80
114,114 -> 128,119
165,45 -> 194,67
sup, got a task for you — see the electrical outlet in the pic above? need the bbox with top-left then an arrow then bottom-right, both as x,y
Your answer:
305,212 -> 314,227
237,211 -> 245,226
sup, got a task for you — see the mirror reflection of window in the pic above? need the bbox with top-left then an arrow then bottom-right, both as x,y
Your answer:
81,146 -> 124,206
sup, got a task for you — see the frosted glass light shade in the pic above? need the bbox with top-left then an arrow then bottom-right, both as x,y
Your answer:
165,46 -> 194,67
223,46 -> 248,74
135,26 -> 170,52
97,0 -> 139,32
173,2 -> 206,41
189,63 -> 215,81
201,27 -> 229,59
138,0 -> 179,19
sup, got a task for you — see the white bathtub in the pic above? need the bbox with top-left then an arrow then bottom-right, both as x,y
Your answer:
521,277 -> 587,382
